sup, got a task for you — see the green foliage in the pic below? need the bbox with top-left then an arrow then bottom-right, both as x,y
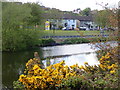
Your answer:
43,7 -> 63,19
2,29 -> 40,51
84,72 -> 119,89
87,36 -> 118,42
80,7 -> 91,16
2,2 -> 31,30
58,76 -> 91,89
39,38 -> 56,46
13,81 -> 24,89
2,2 -> 44,51
24,3 -> 43,25
94,10 -> 109,28
62,38 -> 90,44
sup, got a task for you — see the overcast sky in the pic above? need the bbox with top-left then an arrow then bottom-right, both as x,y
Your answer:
19,0 -> 119,11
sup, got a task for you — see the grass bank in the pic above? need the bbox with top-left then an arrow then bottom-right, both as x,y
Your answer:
40,30 -> 111,37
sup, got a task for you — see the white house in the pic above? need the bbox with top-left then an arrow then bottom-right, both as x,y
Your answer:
45,14 -> 98,30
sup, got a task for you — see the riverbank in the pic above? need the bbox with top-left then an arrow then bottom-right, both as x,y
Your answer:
38,36 -> 118,47
3,28 -> 117,52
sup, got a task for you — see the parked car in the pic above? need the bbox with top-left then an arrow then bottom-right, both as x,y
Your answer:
79,27 -> 87,30
107,27 -> 115,31
62,27 -> 67,30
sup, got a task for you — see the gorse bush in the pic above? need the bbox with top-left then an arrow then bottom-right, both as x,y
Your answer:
13,47 -> 119,89
16,59 -> 77,89
59,76 -> 91,89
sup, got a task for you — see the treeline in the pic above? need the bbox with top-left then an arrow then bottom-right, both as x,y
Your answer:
2,2 -> 44,51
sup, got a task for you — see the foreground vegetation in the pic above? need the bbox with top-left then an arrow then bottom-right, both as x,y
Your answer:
13,46 -> 119,89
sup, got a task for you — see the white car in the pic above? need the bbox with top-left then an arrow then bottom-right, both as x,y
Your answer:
62,27 -> 67,30
79,27 -> 87,30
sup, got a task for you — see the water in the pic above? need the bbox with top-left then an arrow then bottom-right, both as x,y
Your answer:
43,52 -> 99,67
2,41 -> 117,88
42,44 -> 99,67
2,48 -> 43,88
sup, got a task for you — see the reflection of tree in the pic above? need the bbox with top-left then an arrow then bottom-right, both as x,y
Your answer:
2,49 -> 44,87
2,61 -> 25,88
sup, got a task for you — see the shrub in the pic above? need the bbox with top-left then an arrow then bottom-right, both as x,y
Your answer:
62,38 -> 90,44
38,38 -> 56,46
58,76 -> 91,89
14,59 -> 78,89
88,36 -> 118,42
2,29 -> 41,51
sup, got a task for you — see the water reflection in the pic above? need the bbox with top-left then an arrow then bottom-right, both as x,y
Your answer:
41,41 -> 117,67
43,52 -> 99,67
42,44 -> 97,58
2,48 -> 43,88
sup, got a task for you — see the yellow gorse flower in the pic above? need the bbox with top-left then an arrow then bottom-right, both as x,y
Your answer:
18,51 -> 118,89
110,70 -> 115,74
33,64 -> 40,70
18,60 -> 80,89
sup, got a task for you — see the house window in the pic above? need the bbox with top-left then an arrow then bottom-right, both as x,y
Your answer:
73,20 -> 75,23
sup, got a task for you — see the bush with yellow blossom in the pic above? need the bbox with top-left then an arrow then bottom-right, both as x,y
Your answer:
15,59 -> 80,89
13,47 -> 119,89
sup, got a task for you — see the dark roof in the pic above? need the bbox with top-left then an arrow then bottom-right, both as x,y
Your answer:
42,13 -> 93,21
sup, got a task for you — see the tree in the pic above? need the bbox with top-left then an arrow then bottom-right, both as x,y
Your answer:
2,2 -> 44,51
80,7 -> 91,16
94,4 -> 118,29
107,9 -> 118,28
94,10 -> 109,28
24,3 -> 43,26
2,2 -> 31,30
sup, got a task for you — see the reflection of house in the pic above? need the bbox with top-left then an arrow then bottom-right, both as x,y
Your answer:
44,13 -> 98,30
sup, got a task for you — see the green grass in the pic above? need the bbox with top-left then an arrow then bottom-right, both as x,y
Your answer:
40,30 -> 110,36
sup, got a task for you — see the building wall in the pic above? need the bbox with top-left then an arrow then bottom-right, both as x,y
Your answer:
48,19 -> 98,30
79,20 -> 98,30
62,19 -> 77,29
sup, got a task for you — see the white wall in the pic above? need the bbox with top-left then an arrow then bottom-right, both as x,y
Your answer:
63,19 -> 77,29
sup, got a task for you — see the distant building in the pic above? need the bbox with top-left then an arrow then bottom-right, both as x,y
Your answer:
44,13 -> 98,30
73,8 -> 81,14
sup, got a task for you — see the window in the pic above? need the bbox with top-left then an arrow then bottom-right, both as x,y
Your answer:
73,20 -> 74,22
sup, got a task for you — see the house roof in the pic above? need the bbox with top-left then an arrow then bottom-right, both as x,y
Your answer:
42,13 -> 93,21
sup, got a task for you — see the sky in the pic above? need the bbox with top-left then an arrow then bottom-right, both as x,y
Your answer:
19,0 -> 119,11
